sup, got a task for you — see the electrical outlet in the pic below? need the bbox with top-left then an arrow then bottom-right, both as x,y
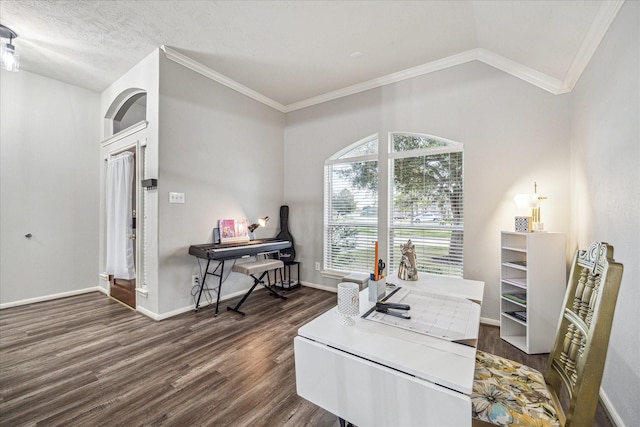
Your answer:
315,262 -> 320,271
192,275 -> 200,288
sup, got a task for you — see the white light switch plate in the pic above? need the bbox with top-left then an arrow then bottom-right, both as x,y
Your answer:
169,192 -> 185,204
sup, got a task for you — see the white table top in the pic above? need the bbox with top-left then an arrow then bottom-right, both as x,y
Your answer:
297,273 -> 485,395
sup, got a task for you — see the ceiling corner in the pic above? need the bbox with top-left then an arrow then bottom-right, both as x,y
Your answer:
477,49 -> 566,94
561,0 -> 625,92
161,45 -> 287,113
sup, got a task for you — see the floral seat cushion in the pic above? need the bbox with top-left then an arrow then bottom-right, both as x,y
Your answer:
471,350 -> 561,427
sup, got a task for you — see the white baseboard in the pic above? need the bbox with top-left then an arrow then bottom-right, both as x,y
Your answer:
135,282 -> 332,321
139,287 -> 274,321
298,281 -> 337,293
0,287 -> 105,309
599,388 -> 624,427
480,317 -> 500,327
135,304 -> 162,321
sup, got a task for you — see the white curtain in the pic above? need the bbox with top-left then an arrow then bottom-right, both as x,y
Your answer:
106,151 -> 136,280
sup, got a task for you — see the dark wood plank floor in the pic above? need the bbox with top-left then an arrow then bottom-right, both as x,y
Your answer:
0,287 -> 613,426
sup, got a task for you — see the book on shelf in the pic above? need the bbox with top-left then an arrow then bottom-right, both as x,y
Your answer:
506,311 -> 527,322
507,260 -> 527,267
503,277 -> 527,287
502,292 -> 527,305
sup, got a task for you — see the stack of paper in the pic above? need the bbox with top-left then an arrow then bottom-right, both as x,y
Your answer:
502,292 -> 527,305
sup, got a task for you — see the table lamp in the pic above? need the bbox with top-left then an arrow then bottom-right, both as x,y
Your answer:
514,182 -> 547,232
248,216 -> 269,233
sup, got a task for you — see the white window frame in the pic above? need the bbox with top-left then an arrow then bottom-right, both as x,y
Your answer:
323,135 -> 379,276
388,132 -> 464,278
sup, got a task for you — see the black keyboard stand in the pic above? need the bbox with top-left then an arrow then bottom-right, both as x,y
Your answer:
194,259 -> 225,316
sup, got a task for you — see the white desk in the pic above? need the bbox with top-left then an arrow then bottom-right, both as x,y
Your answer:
294,274 -> 484,427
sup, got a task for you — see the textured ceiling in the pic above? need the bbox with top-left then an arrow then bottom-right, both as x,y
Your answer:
0,1 -> 622,109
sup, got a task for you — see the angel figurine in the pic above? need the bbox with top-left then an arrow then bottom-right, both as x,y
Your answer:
398,239 -> 419,281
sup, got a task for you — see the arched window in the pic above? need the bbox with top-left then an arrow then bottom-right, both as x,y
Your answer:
324,135 -> 378,273
113,92 -> 146,134
323,132 -> 464,277
104,89 -> 147,138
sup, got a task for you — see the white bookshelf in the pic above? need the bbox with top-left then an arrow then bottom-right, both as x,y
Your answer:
500,231 -> 566,354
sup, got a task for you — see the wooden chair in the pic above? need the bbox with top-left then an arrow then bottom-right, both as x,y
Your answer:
471,242 -> 624,426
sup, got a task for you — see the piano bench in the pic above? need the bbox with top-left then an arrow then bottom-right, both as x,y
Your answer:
228,259 -> 286,315
232,259 -> 284,276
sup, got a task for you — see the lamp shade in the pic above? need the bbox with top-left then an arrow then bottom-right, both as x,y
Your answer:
248,216 -> 269,233
0,25 -> 19,72
514,193 -> 539,209
1,42 -> 19,72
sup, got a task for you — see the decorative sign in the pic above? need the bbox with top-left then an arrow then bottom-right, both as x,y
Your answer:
219,219 -> 250,243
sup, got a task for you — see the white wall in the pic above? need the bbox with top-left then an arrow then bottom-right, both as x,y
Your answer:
0,70 -> 100,305
284,60 -> 572,320
570,2 -> 639,424
156,55 -> 286,316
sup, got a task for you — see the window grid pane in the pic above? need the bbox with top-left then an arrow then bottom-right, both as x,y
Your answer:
325,159 -> 378,273
390,135 -> 463,278
325,225 -> 377,273
339,138 -> 378,159
389,226 -> 463,277
392,134 -> 448,152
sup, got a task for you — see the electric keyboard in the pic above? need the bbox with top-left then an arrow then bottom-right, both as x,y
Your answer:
189,238 -> 291,261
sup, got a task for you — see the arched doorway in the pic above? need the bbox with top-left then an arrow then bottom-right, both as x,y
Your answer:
102,89 -> 148,308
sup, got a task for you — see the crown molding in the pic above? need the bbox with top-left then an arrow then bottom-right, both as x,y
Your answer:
562,0 -> 625,92
161,0 -> 624,114
160,45 -> 287,112
283,49 -> 479,112
476,49 -> 567,95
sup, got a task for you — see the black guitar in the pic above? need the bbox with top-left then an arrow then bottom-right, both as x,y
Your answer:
276,205 -> 296,263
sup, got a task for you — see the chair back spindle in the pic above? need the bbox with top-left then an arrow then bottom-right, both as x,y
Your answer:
544,242 -> 623,426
